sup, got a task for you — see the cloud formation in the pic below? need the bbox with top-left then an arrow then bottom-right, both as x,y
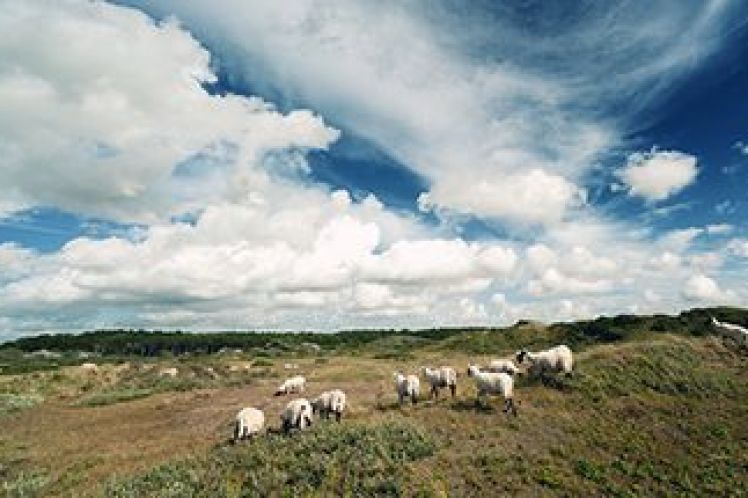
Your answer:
0,0 -> 746,337
616,150 -> 698,202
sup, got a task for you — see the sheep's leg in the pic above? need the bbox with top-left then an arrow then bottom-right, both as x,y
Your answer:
335,411 -> 341,423
398,393 -> 404,405
450,384 -> 456,398
505,398 -> 517,417
411,392 -> 418,405
233,422 -> 240,444
433,386 -> 439,399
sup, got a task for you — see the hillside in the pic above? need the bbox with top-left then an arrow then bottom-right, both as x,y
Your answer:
0,310 -> 746,496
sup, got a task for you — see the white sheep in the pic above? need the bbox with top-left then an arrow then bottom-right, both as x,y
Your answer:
274,375 -> 306,396
467,364 -> 517,416
393,372 -> 420,405
233,407 -> 265,443
158,367 -> 178,378
486,359 -> 519,376
711,317 -> 748,346
515,345 -> 573,382
420,366 -> 457,399
80,362 -> 98,373
280,398 -> 313,433
311,389 -> 347,422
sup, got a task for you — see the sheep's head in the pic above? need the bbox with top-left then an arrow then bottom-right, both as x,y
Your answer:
467,364 -> 479,377
516,350 -> 528,364
273,389 -> 284,397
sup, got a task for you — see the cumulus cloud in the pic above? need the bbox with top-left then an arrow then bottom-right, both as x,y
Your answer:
121,0 -> 739,225
682,274 -> 737,303
616,150 -> 698,201
0,0 -> 338,222
1,0 -> 746,336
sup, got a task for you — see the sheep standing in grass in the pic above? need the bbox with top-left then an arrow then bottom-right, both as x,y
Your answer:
393,372 -> 420,405
311,389 -> 347,422
421,366 -> 457,399
467,364 -> 517,416
515,345 -> 573,383
711,317 -> 748,346
233,407 -> 265,443
487,359 -> 519,376
274,375 -> 306,396
281,398 -> 313,433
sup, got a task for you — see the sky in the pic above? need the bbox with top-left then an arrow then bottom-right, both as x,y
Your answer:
1,0 -> 748,339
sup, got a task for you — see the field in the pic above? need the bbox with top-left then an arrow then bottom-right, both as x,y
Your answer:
1,315 -> 747,497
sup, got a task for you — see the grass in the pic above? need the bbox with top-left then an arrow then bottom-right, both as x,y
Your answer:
104,421 -> 435,497
0,394 -> 43,416
0,329 -> 746,497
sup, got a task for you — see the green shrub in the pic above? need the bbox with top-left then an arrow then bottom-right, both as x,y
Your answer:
0,393 -> 43,415
2,471 -> 49,497
105,421 -> 435,497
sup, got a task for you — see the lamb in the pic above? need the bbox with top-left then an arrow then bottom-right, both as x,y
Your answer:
233,407 -> 265,443
515,345 -> 573,382
274,375 -> 306,396
311,389 -> 347,422
711,317 -> 748,346
486,359 -> 519,376
420,366 -> 457,398
158,367 -> 178,378
393,372 -> 420,405
80,362 -> 98,373
280,398 -> 313,433
467,364 -> 517,416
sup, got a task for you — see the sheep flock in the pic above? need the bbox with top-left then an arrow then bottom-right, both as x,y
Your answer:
228,342 -> 583,442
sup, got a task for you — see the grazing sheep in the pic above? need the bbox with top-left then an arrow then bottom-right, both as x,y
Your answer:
158,367 -> 178,378
311,389 -> 347,422
393,372 -> 420,405
467,364 -> 517,416
281,398 -> 313,433
233,407 -> 265,442
274,375 -> 306,396
515,345 -> 573,382
420,366 -> 457,399
486,359 -> 519,376
711,317 -> 748,346
80,362 -> 98,373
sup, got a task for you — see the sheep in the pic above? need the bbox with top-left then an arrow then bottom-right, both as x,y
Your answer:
280,398 -> 313,433
274,375 -> 306,396
467,364 -> 517,416
711,317 -> 748,346
486,359 -> 519,376
311,389 -> 347,422
515,345 -> 573,383
233,407 -> 265,443
158,367 -> 178,378
393,372 -> 420,405
420,366 -> 457,399
80,362 -> 98,373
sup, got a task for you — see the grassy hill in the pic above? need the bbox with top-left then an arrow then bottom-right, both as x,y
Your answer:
1,309 -> 746,496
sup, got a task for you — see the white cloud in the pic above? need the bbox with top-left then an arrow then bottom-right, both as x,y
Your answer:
734,140 -> 748,155
121,0 -> 737,224
1,0 -> 746,335
0,0 -> 338,222
705,223 -> 733,235
616,150 -> 698,201
727,239 -> 748,258
682,274 -> 736,303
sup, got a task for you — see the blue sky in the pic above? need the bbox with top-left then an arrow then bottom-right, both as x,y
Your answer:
1,0 -> 747,338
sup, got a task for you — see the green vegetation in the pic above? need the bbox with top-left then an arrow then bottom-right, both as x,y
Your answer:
104,421 -> 435,497
0,307 -> 746,496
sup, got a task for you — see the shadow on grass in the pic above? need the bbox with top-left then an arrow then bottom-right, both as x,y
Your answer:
450,398 -> 496,413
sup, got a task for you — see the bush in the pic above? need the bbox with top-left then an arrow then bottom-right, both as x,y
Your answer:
0,393 -> 43,415
105,421 -> 436,497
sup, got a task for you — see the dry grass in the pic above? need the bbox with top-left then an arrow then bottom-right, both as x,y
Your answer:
1,333 -> 746,496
